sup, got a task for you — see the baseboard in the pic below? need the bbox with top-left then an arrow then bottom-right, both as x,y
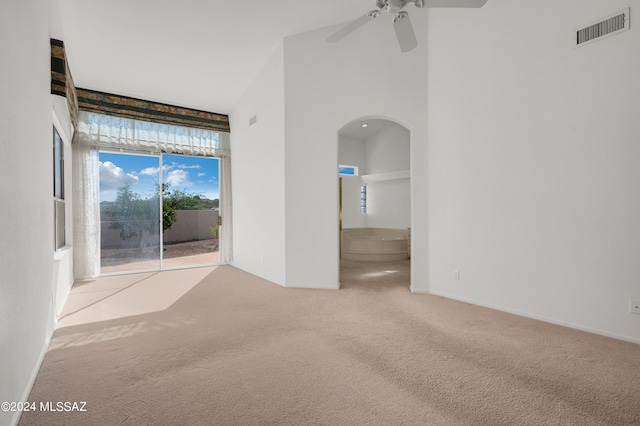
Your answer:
419,289 -> 640,345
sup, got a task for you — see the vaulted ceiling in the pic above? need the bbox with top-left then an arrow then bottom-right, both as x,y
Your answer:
57,0 -> 371,115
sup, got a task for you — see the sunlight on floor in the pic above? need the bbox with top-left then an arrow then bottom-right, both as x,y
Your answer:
359,269 -> 399,278
57,266 -> 216,329
99,251 -> 219,274
49,317 -> 197,351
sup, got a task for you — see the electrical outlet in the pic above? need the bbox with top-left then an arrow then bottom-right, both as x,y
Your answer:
453,270 -> 460,281
630,300 -> 640,315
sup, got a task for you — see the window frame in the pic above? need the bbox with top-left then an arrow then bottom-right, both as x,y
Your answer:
53,125 -> 66,251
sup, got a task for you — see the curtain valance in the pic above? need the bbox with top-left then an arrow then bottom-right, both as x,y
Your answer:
78,111 -> 230,158
51,39 -> 79,129
52,39 -> 229,133
77,88 -> 230,133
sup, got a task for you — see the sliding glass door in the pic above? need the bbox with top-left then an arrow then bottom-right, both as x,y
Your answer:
161,154 -> 220,268
99,152 -> 161,273
98,152 -> 220,274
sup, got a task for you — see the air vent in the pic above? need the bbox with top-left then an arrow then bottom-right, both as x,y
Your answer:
576,8 -> 630,47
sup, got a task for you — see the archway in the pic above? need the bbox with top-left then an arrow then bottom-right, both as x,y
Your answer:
337,117 -> 412,290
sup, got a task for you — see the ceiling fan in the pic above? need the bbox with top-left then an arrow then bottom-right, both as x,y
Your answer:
327,0 -> 489,53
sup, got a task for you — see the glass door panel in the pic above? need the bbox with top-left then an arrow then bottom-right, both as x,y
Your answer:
161,154 -> 220,268
99,152 -> 161,274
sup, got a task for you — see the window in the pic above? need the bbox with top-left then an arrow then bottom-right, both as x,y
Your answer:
360,185 -> 367,213
339,164 -> 358,176
53,126 -> 65,250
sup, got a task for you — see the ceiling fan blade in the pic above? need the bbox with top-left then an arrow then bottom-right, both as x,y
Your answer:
327,10 -> 380,43
393,12 -> 418,53
419,0 -> 488,7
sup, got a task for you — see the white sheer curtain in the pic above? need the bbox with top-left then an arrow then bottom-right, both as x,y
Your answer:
219,133 -> 233,264
78,111 -> 229,157
76,111 -> 233,267
72,132 -> 100,278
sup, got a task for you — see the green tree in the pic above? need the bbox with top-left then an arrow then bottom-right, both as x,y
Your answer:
107,183 -> 219,238
162,184 -> 219,213
165,189 -> 204,210
161,183 -> 177,231
105,184 -> 160,240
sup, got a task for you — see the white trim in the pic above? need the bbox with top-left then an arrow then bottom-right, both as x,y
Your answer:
361,169 -> 410,183
52,96 -> 72,146
53,244 -> 72,261
425,289 -> 640,345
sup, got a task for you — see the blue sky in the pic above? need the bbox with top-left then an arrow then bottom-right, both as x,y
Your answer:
99,152 -> 219,202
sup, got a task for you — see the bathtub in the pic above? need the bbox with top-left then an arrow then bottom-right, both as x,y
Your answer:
341,228 -> 409,261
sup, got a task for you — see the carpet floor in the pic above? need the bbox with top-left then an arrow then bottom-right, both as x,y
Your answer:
20,260 -> 640,425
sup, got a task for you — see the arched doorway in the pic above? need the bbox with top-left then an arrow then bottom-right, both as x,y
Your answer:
337,117 -> 411,290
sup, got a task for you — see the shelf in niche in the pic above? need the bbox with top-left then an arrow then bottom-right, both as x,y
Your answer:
360,169 -> 410,183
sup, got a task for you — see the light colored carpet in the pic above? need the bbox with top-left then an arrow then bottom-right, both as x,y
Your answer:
21,261 -> 640,425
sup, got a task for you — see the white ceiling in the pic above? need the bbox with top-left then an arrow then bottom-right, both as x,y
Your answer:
339,119 -> 396,140
57,0 -> 373,115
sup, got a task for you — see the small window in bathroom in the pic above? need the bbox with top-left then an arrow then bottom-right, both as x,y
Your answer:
360,185 -> 367,213
339,164 -> 358,176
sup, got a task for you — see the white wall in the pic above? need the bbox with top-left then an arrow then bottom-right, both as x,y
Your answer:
0,1 -> 60,425
282,15 -> 428,289
230,45 -> 287,285
340,124 -> 411,230
425,0 -> 640,343
366,124 -> 410,174
365,124 -> 411,229
366,179 -> 411,230
232,0 -> 638,341
338,136 -> 367,229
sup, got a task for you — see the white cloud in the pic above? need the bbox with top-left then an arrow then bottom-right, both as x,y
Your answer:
197,172 -> 207,177
178,164 -> 201,169
100,161 -> 139,192
165,169 -> 191,187
140,166 -> 160,176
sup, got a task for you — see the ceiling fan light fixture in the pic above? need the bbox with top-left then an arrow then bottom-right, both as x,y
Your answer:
327,0 -> 488,52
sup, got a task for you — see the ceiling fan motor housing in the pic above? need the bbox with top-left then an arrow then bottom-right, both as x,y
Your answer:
387,0 -> 405,13
376,0 -> 424,13
375,0 -> 421,14
330,0 -> 488,53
